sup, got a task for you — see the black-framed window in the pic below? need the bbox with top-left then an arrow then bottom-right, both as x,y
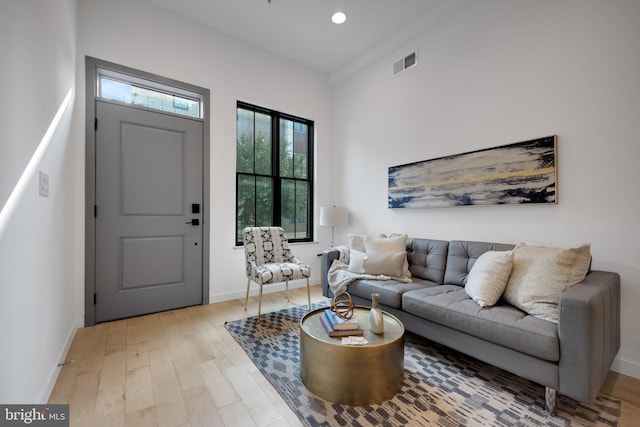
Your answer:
236,101 -> 314,245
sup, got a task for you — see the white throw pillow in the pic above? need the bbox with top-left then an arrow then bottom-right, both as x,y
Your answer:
465,250 -> 514,307
348,233 -> 367,252
348,249 -> 406,277
364,234 -> 411,278
364,234 -> 407,253
503,242 -> 591,323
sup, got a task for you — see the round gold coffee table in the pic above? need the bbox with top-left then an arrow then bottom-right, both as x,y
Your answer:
299,306 -> 404,405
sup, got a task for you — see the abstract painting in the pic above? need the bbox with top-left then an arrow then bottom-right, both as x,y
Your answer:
388,136 -> 557,208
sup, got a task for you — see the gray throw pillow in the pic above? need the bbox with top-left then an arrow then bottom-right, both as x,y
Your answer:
348,249 -> 406,278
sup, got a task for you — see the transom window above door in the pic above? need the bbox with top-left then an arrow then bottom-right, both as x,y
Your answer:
97,68 -> 203,119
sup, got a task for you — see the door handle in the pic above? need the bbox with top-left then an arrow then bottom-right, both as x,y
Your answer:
186,219 -> 200,226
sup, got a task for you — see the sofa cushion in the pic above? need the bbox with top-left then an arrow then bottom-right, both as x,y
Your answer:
406,238 -> 449,284
503,242 -> 592,323
347,278 -> 437,309
444,240 -> 515,286
402,286 -> 559,361
465,250 -> 514,307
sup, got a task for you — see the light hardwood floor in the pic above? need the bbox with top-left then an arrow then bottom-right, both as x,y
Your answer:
49,284 -> 639,426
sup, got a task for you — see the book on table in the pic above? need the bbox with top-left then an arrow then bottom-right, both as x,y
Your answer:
323,309 -> 361,330
319,315 -> 364,337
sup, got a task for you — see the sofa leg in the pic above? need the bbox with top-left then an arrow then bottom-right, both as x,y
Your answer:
545,387 -> 557,415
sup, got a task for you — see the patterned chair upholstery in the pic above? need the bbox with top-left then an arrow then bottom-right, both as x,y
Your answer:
243,226 -> 311,317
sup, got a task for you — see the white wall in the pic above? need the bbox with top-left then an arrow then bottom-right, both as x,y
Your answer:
0,0 -> 78,403
76,0 -> 335,306
333,0 -> 640,378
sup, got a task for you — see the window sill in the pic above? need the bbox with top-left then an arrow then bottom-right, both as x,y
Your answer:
233,241 -> 320,250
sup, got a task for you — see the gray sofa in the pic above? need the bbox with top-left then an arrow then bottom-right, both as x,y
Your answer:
321,238 -> 620,413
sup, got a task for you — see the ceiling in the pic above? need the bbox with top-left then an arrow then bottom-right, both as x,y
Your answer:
144,0 -> 459,81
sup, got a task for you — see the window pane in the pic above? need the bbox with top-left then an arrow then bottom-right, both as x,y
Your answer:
236,109 -> 254,173
100,77 -> 131,103
99,76 -> 200,118
255,113 -> 272,175
295,181 -> 309,239
279,119 -> 294,178
256,177 -> 273,226
281,180 -> 309,240
280,179 -> 295,238
236,102 -> 313,244
293,123 -> 308,179
237,175 -> 256,242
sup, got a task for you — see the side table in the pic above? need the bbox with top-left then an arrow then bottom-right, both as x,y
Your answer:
299,306 -> 404,405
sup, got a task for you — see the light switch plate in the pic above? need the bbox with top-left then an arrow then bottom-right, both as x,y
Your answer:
39,170 -> 49,197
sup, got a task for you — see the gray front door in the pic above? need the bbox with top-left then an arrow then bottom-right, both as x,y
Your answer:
95,100 -> 203,322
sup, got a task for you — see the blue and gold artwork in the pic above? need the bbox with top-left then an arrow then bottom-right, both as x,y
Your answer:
388,136 -> 557,208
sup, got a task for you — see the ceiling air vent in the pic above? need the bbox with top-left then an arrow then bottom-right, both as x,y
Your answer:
393,51 -> 418,76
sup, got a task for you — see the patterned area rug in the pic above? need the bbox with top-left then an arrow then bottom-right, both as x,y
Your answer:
224,303 -> 621,427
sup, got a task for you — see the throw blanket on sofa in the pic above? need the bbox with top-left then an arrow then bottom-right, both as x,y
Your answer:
328,245 -> 412,296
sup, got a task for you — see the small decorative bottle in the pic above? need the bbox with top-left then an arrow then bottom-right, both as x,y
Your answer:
369,293 -> 384,334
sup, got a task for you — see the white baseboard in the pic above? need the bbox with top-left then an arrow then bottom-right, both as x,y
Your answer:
39,320 -> 79,404
209,279 -> 319,304
611,356 -> 640,380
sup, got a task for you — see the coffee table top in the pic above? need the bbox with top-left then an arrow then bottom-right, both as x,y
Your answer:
300,306 -> 404,346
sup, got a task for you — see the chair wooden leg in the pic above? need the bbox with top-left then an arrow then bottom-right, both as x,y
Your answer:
244,278 -> 251,311
285,280 -> 290,302
258,284 -> 264,318
306,278 -> 311,309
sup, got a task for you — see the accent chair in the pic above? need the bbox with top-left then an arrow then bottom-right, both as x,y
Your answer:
243,226 -> 311,317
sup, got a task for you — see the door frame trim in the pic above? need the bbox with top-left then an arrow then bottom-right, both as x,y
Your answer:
84,56 -> 211,326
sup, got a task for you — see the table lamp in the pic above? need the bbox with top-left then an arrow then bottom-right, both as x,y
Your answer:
319,206 -> 348,247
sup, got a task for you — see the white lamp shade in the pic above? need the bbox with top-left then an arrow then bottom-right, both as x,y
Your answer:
319,206 -> 348,227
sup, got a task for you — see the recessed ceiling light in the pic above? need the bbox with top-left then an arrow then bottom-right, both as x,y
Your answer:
331,11 -> 347,24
